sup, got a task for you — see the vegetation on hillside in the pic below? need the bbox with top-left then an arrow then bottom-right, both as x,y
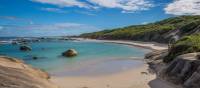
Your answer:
164,33 -> 200,63
80,15 -> 200,63
80,16 -> 200,43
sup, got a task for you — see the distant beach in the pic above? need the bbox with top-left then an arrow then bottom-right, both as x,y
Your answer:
80,38 -> 168,51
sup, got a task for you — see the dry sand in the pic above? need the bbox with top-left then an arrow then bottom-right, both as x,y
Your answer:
51,64 -> 175,88
83,39 -> 167,51
51,64 -> 151,88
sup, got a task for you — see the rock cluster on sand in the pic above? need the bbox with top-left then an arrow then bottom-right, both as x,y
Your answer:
19,45 -> 32,51
62,49 -> 78,57
0,56 -> 58,88
146,51 -> 200,88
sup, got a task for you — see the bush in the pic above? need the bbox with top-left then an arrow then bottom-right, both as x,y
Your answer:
164,34 -> 200,63
80,16 -> 200,41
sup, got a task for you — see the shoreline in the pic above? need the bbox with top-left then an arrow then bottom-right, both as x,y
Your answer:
50,39 -> 174,88
75,38 -> 168,51
0,38 -> 173,88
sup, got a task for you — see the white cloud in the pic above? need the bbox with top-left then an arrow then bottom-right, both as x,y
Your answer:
0,16 -> 34,25
165,0 -> 200,15
31,0 -> 90,8
141,22 -> 149,25
41,7 -> 68,13
88,0 -> 154,13
0,23 -> 100,37
74,10 -> 96,16
31,0 -> 154,13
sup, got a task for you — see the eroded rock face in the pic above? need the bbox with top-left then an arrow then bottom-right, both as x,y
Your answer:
145,50 -> 168,73
162,53 -> 200,88
62,49 -> 78,57
145,51 -> 200,88
0,56 -> 58,88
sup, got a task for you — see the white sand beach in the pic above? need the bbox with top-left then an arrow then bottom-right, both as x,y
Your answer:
51,64 -> 175,88
74,38 -> 168,51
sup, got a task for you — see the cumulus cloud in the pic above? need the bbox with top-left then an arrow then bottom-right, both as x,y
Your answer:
0,23 -> 100,37
88,0 -> 154,13
165,0 -> 200,15
31,0 -> 154,13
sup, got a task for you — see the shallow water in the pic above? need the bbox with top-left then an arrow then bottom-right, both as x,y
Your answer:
0,40 -> 150,76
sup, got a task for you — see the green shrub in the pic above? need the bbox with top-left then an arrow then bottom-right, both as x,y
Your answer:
80,16 -> 200,40
164,34 -> 200,63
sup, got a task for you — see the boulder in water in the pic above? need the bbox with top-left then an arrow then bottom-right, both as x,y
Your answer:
20,45 -> 32,51
32,56 -> 38,60
62,49 -> 78,57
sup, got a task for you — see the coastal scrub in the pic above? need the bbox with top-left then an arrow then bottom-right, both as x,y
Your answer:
164,33 -> 200,63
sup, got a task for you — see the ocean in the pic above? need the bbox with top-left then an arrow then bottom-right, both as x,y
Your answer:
0,40 -> 150,76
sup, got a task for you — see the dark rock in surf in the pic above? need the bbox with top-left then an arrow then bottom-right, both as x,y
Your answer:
62,49 -> 78,57
32,56 -> 38,60
19,45 -> 32,51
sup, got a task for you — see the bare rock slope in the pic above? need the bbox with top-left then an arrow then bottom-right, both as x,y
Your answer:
146,51 -> 200,88
0,56 -> 58,88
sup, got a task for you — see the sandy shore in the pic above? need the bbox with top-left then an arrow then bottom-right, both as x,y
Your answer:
50,39 -> 173,88
51,64 -> 152,88
76,38 -> 168,51
51,64 -> 174,88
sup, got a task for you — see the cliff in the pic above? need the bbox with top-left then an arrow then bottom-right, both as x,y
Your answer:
0,56 -> 58,88
146,51 -> 200,88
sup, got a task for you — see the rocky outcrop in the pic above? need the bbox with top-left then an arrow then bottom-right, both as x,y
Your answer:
146,51 -> 200,88
19,45 -> 32,51
162,53 -> 200,88
62,49 -> 78,57
145,50 -> 168,74
0,56 -> 58,88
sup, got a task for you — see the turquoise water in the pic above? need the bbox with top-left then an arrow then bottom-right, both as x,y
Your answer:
0,40 -> 150,76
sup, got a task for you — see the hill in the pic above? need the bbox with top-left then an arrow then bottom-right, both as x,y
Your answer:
80,15 -> 200,43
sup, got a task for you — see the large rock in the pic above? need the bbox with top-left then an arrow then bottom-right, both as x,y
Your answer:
0,56 -> 58,88
145,51 -> 200,88
62,49 -> 78,57
19,45 -> 32,51
145,50 -> 168,73
161,53 -> 200,88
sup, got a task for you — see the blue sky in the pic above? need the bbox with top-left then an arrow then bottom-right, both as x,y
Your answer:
0,0 -> 200,37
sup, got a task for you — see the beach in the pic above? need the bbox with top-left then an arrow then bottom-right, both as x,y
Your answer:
74,38 -> 168,51
50,39 -> 174,88
51,64 -> 175,88
51,64 -> 153,88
